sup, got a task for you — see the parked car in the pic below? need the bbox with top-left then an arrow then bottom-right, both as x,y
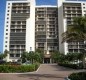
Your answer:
22,61 -> 31,65
70,60 -> 82,64
0,60 -> 6,64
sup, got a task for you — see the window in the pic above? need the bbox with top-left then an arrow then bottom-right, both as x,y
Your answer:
7,17 -> 9,19
7,14 -> 9,16
83,7 -> 85,9
5,37 -> 8,39
8,3 -> 10,5
10,54 -> 14,57
16,54 -> 20,57
6,29 -> 8,31
6,33 -> 8,35
7,21 -> 9,23
6,25 -> 8,27
5,45 -> 7,47
84,10 -> 86,12
83,3 -> 85,5
8,6 -> 10,8
5,41 -> 7,43
30,47 -> 32,51
7,10 -> 9,12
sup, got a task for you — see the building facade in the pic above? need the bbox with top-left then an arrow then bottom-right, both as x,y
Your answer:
3,0 -> 58,62
3,0 -> 35,62
58,0 -> 85,54
4,0 -> 86,62
35,6 -> 58,63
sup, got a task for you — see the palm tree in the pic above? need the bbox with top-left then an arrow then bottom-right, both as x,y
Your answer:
62,16 -> 86,68
35,49 -> 44,63
21,51 -> 28,63
51,50 -> 61,63
4,50 -> 9,58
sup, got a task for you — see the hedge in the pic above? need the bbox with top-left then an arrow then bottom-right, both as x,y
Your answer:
68,72 -> 86,80
58,62 -> 83,69
0,63 -> 39,73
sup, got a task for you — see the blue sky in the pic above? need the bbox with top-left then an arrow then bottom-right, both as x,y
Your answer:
0,0 -> 6,53
0,0 -> 86,53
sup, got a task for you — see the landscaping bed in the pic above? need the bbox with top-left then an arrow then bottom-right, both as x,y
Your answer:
0,63 -> 39,73
58,62 -> 83,69
68,72 -> 86,80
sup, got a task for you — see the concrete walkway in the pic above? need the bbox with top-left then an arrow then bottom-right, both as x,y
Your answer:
0,64 -> 85,80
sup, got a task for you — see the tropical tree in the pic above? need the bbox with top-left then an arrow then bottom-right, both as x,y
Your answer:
62,16 -> 86,68
4,50 -> 9,58
34,52 -> 42,63
0,50 -> 9,61
62,16 -> 86,42
21,50 -> 44,64
51,50 -> 61,63
0,53 -> 4,60
21,51 -> 28,63
27,51 -> 35,64
35,49 -> 44,63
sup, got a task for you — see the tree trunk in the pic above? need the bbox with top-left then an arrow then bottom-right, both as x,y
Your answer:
82,53 -> 86,69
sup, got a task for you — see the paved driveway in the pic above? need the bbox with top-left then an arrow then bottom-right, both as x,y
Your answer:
0,64 -> 85,80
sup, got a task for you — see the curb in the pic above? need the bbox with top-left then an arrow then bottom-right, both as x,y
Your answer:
35,64 -> 41,72
65,77 -> 71,80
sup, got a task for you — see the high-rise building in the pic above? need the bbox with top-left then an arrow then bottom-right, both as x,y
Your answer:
58,0 -> 85,54
3,0 -> 58,62
35,6 -> 58,63
3,0 -> 35,62
4,0 -> 86,62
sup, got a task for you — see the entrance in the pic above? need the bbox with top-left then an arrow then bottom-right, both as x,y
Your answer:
44,58 -> 50,63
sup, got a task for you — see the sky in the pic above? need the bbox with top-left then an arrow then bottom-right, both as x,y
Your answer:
0,0 -> 86,53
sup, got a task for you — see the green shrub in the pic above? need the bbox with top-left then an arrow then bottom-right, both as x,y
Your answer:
68,72 -> 86,80
0,63 -> 39,73
58,62 -> 83,69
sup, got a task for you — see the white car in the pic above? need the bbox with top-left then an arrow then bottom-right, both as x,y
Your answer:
22,61 -> 31,65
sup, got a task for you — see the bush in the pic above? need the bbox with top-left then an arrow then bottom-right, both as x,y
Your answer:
68,72 -> 86,80
58,62 -> 83,69
0,63 -> 39,73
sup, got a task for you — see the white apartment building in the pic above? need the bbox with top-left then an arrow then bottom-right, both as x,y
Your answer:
58,0 -> 86,54
3,0 -> 58,62
35,6 -> 58,63
3,0 -> 35,62
3,0 -> 86,62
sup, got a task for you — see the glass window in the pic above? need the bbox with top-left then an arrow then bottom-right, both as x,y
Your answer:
83,3 -> 85,5
5,37 -> 8,39
5,41 -> 7,43
6,29 -> 8,31
7,17 -> 9,19
8,3 -> 10,5
10,54 -> 14,57
6,33 -> 8,35
6,25 -> 8,27
7,14 -> 9,16
7,10 -> 9,12
83,7 -> 85,9
8,6 -> 10,8
30,47 -> 32,51
16,54 -> 20,57
7,21 -> 9,23
5,45 -> 7,47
